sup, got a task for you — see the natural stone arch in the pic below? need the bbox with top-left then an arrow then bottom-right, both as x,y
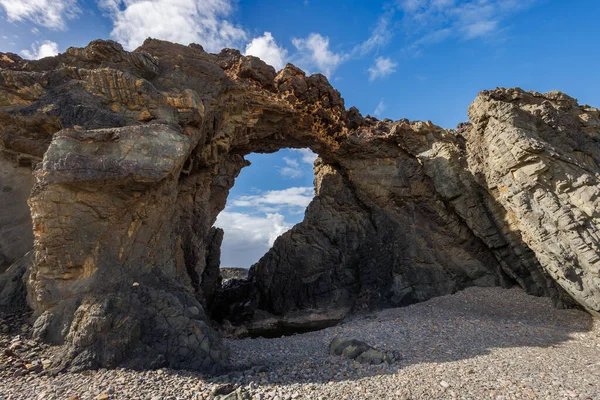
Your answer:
0,39 -> 598,373
19,39 -> 351,372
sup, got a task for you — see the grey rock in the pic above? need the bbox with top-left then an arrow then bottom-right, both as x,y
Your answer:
329,336 -> 390,364
0,253 -> 30,307
0,157 -> 35,275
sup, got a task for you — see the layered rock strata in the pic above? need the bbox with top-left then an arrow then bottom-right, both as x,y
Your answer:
0,39 -> 598,372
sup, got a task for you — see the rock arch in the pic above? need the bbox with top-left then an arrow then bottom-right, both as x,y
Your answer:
0,39 -> 599,372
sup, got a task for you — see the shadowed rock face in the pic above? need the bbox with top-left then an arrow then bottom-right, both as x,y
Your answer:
0,39 -> 598,372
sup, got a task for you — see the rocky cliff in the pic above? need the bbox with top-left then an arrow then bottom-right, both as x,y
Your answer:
0,39 -> 598,372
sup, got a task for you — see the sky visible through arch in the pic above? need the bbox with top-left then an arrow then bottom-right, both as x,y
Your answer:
215,149 -> 317,268
2,0 -> 599,267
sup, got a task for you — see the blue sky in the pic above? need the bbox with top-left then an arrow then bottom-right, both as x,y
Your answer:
2,0 -> 599,267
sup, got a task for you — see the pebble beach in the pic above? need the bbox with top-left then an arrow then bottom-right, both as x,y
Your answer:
1,287 -> 599,399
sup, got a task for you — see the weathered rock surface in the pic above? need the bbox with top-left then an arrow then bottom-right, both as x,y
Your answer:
220,268 -> 249,283
0,157 -> 34,274
0,38 -> 599,372
329,336 -> 394,364
0,252 -> 30,307
466,89 -> 600,315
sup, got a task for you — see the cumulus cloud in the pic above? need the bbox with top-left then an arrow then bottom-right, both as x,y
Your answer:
245,31 -> 287,70
288,9 -> 399,77
215,186 -> 316,268
215,211 -> 292,268
368,56 -> 398,81
20,40 -> 59,59
98,0 -> 247,52
373,99 -> 386,117
0,0 -> 80,30
291,33 -> 345,77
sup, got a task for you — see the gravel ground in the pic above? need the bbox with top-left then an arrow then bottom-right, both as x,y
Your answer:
1,287 -> 599,399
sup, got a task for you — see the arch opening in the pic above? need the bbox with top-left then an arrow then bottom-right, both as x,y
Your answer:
214,148 -> 318,281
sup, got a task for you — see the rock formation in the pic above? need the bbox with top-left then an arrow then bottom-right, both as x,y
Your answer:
329,336 -> 397,365
0,38 -> 598,372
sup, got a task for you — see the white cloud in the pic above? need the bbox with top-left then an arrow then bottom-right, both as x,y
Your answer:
288,11 -> 397,77
283,157 -> 300,168
215,185 -> 316,268
99,0 -> 247,52
411,28 -> 452,48
20,40 -> 59,59
0,0 -> 80,30
351,11 -> 395,56
401,0 -> 538,53
368,56 -> 397,81
291,33 -> 345,77
280,167 -> 303,179
220,212 -> 290,247
279,156 -> 303,178
215,211 -> 292,268
291,148 -> 318,165
231,186 -> 314,212
400,0 -> 426,13
462,20 -> 498,39
278,151 -> 318,178
373,99 -> 386,117
245,31 -> 287,70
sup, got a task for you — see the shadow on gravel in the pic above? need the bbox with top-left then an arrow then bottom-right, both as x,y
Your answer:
209,287 -> 596,386
0,287 -> 595,391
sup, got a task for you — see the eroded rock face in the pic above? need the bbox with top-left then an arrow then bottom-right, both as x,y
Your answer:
0,39 -> 349,371
0,157 -> 34,275
466,89 -> 600,315
0,38 -> 598,372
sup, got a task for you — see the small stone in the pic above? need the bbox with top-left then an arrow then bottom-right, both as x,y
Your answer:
13,369 -> 26,377
137,110 -> 153,121
440,381 -> 450,389
26,363 -> 43,373
9,341 -> 22,350
95,393 -> 109,400
4,348 -> 16,357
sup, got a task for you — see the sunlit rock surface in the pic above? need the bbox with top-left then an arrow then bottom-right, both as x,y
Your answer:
0,39 -> 598,372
